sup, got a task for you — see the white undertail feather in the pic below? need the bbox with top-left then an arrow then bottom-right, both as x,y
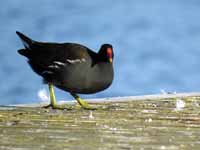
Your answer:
22,40 -> 30,49
37,88 -> 49,102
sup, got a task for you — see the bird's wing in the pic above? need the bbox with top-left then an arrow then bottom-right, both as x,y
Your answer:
27,43 -> 97,81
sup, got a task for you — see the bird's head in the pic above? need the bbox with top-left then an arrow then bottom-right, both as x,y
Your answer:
98,44 -> 114,63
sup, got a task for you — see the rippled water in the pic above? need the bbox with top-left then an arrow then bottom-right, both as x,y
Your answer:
1,0 -> 200,104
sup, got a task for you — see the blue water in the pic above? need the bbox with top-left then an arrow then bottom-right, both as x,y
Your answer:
1,0 -> 200,105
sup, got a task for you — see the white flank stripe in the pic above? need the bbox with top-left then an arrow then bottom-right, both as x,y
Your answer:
48,65 -> 59,69
42,71 -> 53,74
66,58 -> 86,64
54,61 -> 66,66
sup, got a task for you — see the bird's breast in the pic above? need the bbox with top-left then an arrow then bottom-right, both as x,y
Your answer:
56,62 -> 113,94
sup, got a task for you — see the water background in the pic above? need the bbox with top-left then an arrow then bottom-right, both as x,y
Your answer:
1,0 -> 200,105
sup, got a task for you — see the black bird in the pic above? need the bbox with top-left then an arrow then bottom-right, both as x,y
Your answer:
16,31 -> 114,109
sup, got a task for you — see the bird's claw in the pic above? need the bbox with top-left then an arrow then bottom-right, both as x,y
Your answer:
43,104 -> 73,110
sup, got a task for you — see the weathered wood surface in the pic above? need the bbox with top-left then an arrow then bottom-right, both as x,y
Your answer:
0,92 -> 200,150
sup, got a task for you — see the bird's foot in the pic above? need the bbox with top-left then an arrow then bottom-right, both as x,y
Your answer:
71,93 -> 96,110
76,98 -> 97,110
45,83 -> 73,110
43,103 -> 73,110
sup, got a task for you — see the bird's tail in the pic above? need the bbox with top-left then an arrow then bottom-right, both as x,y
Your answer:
16,31 -> 34,49
18,49 -> 31,58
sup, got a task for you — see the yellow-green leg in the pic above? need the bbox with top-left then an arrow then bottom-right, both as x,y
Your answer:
71,93 -> 96,110
43,83 -> 71,110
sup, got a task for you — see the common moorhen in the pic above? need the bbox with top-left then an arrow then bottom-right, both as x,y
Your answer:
16,31 -> 114,109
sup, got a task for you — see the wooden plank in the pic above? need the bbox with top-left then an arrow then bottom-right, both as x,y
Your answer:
0,92 -> 200,149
